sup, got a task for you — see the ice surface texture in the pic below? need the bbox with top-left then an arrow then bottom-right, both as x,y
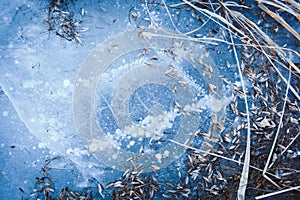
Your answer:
0,0 -> 227,181
73,28 -> 227,171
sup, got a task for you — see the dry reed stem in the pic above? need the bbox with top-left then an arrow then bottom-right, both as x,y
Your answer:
168,139 -> 279,179
259,0 -> 300,19
143,1 -> 299,198
255,185 -> 300,199
183,0 -> 300,97
257,3 -> 300,41
230,11 -> 300,99
141,30 -> 228,45
182,0 -> 246,37
285,0 -> 300,12
262,62 -> 291,185
268,131 -> 300,169
223,10 -> 251,200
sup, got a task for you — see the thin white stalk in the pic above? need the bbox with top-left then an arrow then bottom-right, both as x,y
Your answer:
225,14 -> 252,200
146,0 -> 221,37
184,3 -> 221,36
161,0 -> 183,35
228,9 -> 300,100
262,174 -> 281,189
140,30 -> 231,45
258,3 -> 300,41
144,0 -> 159,28
268,131 -> 300,169
280,131 -> 300,156
182,0 -> 246,37
143,29 -> 300,59
168,139 -> 279,179
259,0 -> 300,19
255,185 -> 300,199
285,0 -> 300,12
262,61 -> 291,181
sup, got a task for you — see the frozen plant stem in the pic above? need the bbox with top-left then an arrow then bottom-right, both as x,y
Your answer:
255,185 -> 300,199
182,0 -> 246,37
161,0 -> 183,35
225,13 -> 251,200
268,131 -> 300,169
257,3 -> 300,41
222,6 -> 300,98
285,0 -> 300,12
262,64 -> 291,183
144,0 -> 159,28
168,139 -> 279,179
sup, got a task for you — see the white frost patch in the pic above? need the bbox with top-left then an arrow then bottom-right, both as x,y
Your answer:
38,142 -> 47,149
2,111 -> 8,117
111,94 -> 229,144
155,153 -> 162,159
209,95 -> 231,113
89,138 -> 114,152
129,140 -> 135,146
155,151 -> 169,163
112,154 -> 118,160
116,110 -> 179,139
183,94 -> 231,114
183,103 -> 202,113
99,57 -> 147,91
22,80 -> 37,88
66,148 -> 88,157
63,79 -> 70,87
163,150 -> 170,157
167,62 -> 206,96
49,132 -> 65,142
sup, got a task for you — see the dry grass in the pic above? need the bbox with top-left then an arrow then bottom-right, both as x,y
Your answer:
31,0 -> 299,199
143,0 -> 300,199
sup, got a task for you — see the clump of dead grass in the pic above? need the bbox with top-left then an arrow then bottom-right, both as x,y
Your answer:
142,0 -> 300,199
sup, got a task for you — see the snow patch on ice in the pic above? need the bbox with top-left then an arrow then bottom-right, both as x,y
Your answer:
66,148 -> 88,157
2,111 -> 8,117
115,109 -> 179,140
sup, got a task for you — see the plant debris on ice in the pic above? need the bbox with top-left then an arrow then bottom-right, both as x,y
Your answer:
1,0 -> 299,199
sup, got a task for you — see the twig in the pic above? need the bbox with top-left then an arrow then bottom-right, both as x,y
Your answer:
258,0 -> 300,20
144,0 -> 159,28
255,186 -> 300,199
140,30 -> 231,45
262,59 -> 291,184
284,0 -> 300,13
182,0 -> 246,37
257,3 -> 300,41
269,131 -> 300,169
223,11 -> 252,200
161,0 -> 183,34
168,139 -> 279,179
230,10 -> 300,99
